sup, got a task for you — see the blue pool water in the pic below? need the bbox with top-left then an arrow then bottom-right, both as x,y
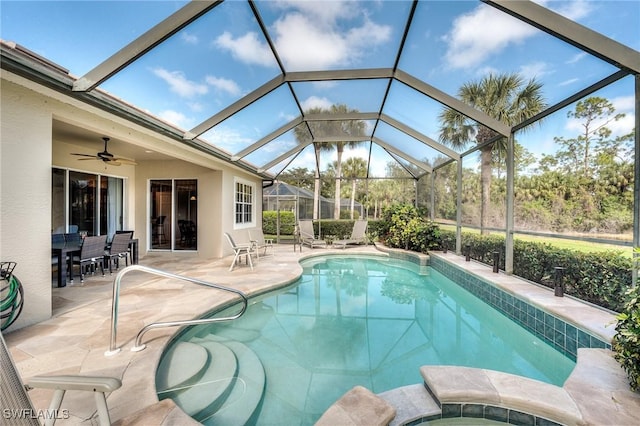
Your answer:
158,255 -> 575,425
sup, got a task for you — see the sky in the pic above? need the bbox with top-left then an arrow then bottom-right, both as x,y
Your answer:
1,0 -> 638,176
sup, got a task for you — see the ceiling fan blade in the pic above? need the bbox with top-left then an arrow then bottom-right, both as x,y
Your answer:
77,157 -> 101,161
72,137 -> 136,166
113,158 -> 138,165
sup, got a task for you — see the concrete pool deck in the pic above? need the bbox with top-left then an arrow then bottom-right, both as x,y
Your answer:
3,245 -> 639,425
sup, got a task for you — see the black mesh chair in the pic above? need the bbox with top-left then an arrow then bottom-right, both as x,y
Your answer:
104,232 -> 133,274
153,216 -> 166,244
64,232 -> 82,244
71,235 -> 107,282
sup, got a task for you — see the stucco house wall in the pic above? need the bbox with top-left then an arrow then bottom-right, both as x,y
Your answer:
1,70 -> 264,330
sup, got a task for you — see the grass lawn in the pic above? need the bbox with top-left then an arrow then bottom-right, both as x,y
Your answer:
440,224 -> 632,258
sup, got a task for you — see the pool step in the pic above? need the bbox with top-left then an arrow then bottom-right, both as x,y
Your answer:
178,340 -> 240,419
192,334 -> 266,425
156,341 -> 209,391
157,340 -> 238,420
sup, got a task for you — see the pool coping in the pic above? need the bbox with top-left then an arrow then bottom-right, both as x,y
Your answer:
428,253 -> 615,358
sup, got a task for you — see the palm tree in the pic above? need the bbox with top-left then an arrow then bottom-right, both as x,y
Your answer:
293,108 -> 333,220
338,157 -> 367,219
294,104 -> 366,219
438,73 -> 545,233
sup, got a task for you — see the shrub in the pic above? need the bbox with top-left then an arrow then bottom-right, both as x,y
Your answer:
380,204 -> 440,253
262,211 -> 295,235
613,280 -> 640,391
437,228 -> 632,311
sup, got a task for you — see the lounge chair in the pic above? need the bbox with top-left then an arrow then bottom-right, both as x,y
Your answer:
333,220 -> 368,249
298,220 -> 327,249
248,228 -> 274,259
1,332 -> 122,426
224,232 -> 256,271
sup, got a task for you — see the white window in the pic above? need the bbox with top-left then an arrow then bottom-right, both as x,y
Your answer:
234,179 -> 255,227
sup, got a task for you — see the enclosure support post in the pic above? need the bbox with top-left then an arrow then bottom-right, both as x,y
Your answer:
276,181 -> 281,244
430,171 -> 435,221
456,159 -> 463,255
505,133 -> 515,275
633,74 -> 640,286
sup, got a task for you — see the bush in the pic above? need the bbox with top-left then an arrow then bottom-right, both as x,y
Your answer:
613,282 -> 640,391
262,211 -> 295,235
437,228 -> 632,312
380,204 -> 440,253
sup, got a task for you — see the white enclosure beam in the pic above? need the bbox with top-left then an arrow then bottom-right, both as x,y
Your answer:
73,1 -> 222,91
485,0 -> 640,74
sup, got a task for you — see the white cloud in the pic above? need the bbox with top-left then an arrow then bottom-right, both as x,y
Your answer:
442,4 -> 537,69
273,13 -> 348,70
564,95 -> 635,138
272,0 -> 358,26
566,52 -> 587,65
152,68 -> 208,98
213,2 -> 391,71
609,95 -> 635,137
536,0 -> 592,21
157,110 -> 193,130
558,78 -> 580,86
519,61 -> 552,79
269,2 -> 392,71
611,95 -> 634,112
476,65 -> 500,77
301,95 -> 334,112
181,31 -> 198,45
205,75 -> 241,96
188,101 -> 204,112
203,126 -> 253,153
214,31 -> 275,67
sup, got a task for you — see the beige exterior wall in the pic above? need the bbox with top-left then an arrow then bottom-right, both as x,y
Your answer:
1,71 -> 264,330
1,77 -> 54,328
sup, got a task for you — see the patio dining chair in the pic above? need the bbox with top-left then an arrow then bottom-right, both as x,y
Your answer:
224,232 -> 256,272
71,235 -> 107,283
0,332 -> 122,426
298,220 -> 327,249
104,232 -> 132,274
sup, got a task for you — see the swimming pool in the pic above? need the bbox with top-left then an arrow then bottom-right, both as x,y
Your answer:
156,254 -> 576,425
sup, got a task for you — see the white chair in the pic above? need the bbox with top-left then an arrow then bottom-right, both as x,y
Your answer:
248,229 -> 274,259
224,232 -> 256,271
333,220 -> 368,249
298,220 -> 327,249
1,332 -> 121,426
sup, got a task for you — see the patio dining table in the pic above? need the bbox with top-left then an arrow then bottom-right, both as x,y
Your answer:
51,241 -> 82,287
52,238 -> 139,287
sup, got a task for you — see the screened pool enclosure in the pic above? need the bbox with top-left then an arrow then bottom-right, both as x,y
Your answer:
2,0 -> 639,274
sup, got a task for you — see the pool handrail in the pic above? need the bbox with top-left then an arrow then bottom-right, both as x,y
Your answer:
105,264 -> 248,356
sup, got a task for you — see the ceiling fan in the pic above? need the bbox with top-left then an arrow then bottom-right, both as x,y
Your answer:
71,137 -> 137,166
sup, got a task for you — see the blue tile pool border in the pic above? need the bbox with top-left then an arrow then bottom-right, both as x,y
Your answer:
429,256 -> 610,360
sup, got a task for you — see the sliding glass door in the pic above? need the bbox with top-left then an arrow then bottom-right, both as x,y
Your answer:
52,168 -> 125,237
150,179 -> 197,251
150,180 -> 172,250
69,171 -> 97,236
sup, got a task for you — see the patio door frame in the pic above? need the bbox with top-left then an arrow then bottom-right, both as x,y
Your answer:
148,178 -> 198,252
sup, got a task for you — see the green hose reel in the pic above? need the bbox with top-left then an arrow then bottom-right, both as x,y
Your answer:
1,262 -> 24,331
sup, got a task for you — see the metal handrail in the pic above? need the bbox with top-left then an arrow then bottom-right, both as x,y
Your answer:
105,264 -> 248,356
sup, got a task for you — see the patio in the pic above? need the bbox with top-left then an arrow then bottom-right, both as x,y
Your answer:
4,245 -> 639,425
